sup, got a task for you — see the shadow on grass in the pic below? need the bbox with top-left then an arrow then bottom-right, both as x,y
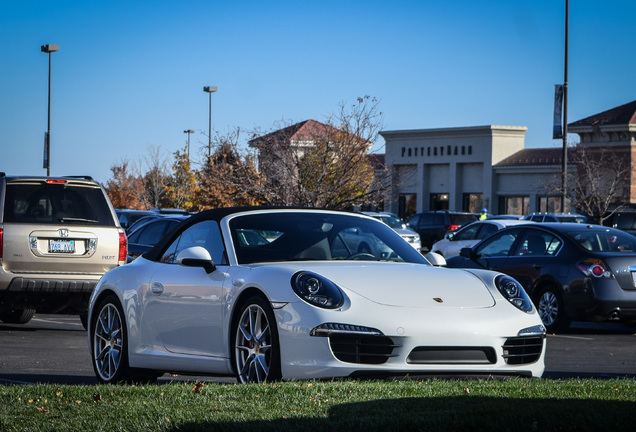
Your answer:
171,396 -> 636,431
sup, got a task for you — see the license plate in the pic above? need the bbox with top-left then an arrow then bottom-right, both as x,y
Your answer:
49,239 -> 75,253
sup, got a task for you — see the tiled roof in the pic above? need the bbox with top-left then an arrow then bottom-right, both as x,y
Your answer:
569,100 -> 636,127
249,120 -> 343,146
495,148 -> 565,167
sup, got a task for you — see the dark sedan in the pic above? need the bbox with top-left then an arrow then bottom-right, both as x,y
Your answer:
445,223 -> 636,332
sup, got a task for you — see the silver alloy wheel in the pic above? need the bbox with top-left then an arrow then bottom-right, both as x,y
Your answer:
93,303 -> 123,382
538,290 -> 559,327
235,303 -> 273,383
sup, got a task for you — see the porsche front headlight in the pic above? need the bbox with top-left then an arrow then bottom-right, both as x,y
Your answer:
495,274 -> 533,313
291,271 -> 344,309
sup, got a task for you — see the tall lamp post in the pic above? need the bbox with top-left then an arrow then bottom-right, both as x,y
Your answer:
203,86 -> 217,157
41,44 -> 59,176
561,0 -> 569,213
183,129 -> 194,157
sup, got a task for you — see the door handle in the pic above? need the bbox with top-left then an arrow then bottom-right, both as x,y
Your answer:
151,282 -> 164,295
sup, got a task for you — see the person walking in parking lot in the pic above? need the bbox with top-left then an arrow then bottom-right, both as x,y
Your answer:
480,208 -> 488,220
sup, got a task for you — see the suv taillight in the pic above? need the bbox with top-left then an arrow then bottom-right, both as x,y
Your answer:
0,228 -> 3,259
445,224 -> 460,231
118,232 -> 128,263
46,179 -> 67,184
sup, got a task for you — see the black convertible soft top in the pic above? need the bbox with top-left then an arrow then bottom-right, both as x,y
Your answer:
141,206 -> 350,262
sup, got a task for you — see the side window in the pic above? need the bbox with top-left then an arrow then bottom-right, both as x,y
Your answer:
476,229 -> 522,258
478,223 -> 498,239
455,224 -> 480,241
137,221 -> 169,246
407,214 -> 419,228
160,220 -> 226,265
513,231 -> 562,256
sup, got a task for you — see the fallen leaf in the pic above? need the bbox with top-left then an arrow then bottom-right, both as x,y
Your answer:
192,381 -> 204,394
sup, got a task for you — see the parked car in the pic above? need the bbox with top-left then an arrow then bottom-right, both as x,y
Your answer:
363,212 -> 421,251
602,210 -> 636,236
0,173 -> 126,327
487,215 -> 525,220
87,207 -> 545,384
126,215 -> 189,261
430,219 -> 532,258
406,211 -> 478,250
444,222 -> 636,332
115,209 -> 157,231
523,212 -> 588,223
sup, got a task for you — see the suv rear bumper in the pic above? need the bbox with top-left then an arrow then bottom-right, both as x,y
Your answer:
5,277 -> 97,293
0,277 -> 98,314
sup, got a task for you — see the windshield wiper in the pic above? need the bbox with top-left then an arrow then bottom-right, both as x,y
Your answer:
58,217 -> 99,224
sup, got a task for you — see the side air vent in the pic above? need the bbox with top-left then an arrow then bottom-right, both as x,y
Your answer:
502,337 -> 544,365
329,334 -> 399,365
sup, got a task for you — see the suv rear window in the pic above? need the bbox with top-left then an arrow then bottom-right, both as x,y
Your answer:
3,183 -> 116,226
450,214 -> 478,226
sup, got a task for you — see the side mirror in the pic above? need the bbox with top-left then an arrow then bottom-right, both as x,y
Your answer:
177,246 -> 216,274
446,232 -> 455,241
426,251 -> 447,267
459,247 -> 474,259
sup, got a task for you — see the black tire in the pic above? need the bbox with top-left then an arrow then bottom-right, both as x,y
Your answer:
232,296 -> 281,383
535,286 -> 570,333
90,295 -> 158,384
91,295 -> 131,384
0,308 -> 35,324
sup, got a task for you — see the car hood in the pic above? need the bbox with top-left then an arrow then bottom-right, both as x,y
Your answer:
392,227 -> 418,236
253,262 -> 495,309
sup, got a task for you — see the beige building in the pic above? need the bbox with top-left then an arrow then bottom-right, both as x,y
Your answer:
381,99 -> 636,219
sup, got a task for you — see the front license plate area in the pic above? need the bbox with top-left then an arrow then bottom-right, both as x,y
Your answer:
49,239 -> 75,253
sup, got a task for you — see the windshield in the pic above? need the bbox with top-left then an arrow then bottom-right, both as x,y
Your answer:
229,212 -> 428,265
371,214 -> 405,229
566,229 -> 636,253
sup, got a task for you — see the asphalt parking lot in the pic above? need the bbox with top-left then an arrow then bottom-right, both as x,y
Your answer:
0,315 -> 634,385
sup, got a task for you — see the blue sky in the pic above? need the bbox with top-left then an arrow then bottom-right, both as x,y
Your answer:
2,0 -> 635,184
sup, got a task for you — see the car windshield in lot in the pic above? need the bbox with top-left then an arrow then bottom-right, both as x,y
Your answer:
229,212 -> 428,265
371,214 -> 405,229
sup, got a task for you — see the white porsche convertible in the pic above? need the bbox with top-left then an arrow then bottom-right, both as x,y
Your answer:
88,207 -> 546,384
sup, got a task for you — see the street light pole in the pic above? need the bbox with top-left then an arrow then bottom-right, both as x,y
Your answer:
203,86 -> 217,157
561,0 -> 569,212
183,129 -> 194,157
41,44 -> 59,176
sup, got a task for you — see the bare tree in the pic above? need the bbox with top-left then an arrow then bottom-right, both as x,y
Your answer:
139,145 -> 169,209
250,96 -> 389,209
545,145 -> 631,224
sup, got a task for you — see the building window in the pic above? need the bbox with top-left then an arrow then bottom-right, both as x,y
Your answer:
462,193 -> 483,213
538,196 -> 569,213
399,193 -> 417,220
499,196 -> 529,216
430,193 -> 449,211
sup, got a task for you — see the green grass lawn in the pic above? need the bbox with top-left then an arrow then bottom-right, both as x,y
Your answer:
1,378 -> 635,431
